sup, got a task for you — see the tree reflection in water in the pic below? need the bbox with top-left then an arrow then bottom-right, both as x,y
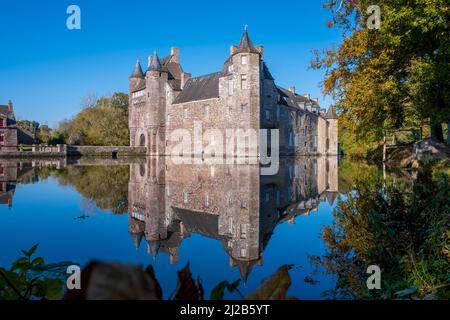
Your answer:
311,160 -> 449,299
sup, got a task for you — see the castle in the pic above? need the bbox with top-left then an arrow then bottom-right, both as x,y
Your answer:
128,29 -> 338,156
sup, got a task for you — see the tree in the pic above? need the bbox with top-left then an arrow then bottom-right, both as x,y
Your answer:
16,120 -> 39,133
312,0 -> 450,144
110,92 -> 129,108
37,125 -> 52,144
80,92 -> 98,110
57,92 -> 130,146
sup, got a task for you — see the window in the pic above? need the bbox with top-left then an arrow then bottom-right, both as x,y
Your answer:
132,89 -> 145,98
204,195 -> 210,207
184,108 -> 189,119
241,104 -> 247,113
204,105 -> 210,118
228,79 -> 234,95
183,192 -> 188,204
265,110 -> 271,120
228,64 -> 234,73
241,74 -> 248,89
240,248 -> 247,258
265,192 -> 270,203
240,224 -> 247,239
139,134 -> 146,147
276,105 -> 280,121
0,134 -> 5,144
241,55 -> 248,65
0,119 -> 4,127
228,216 -> 233,234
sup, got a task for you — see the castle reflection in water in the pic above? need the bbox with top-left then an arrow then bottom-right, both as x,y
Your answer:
128,157 -> 339,282
0,157 -> 339,282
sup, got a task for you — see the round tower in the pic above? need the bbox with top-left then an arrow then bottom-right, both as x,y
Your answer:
145,50 -> 168,155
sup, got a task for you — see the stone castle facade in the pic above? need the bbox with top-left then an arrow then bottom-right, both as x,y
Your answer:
128,29 -> 338,156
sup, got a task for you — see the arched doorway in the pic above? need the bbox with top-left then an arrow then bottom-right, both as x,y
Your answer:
139,134 -> 146,147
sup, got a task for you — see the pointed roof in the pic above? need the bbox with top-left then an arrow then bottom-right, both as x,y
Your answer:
147,240 -> 161,257
234,26 -> 259,55
325,106 -> 338,119
148,50 -> 162,72
130,232 -> 144,250
325,191 -> 339,206
235,260 -> 257,285
130,60 -> 145,79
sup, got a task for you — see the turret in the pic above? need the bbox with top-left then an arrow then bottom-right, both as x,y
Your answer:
145,49 -> 168,155
220,26 -> 262,156
129,60 -> 145,93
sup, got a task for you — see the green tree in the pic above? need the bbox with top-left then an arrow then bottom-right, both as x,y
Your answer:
57,92 -> 130,146
37,125 -> 52,144
312,0 -> 450,146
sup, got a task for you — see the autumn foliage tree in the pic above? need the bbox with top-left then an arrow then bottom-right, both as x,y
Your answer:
312,0 -> 450,146
57,92 -> 129,146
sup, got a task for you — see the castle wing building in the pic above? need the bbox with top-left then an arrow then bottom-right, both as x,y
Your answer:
129,30 -> 338,156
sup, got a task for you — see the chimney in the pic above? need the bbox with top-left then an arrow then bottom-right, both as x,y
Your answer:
230,45 -> 237,55
181,72 -> 191,90
302,93 -> 310,100
7,100 -> 13,113
288,86 -> 296,94
312,97 -> 318,104
256,45 -> 264,59
170,47 -> 180,63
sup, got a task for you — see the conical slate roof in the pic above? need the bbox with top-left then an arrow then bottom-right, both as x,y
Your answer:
148,50 -> 162,71
325,106 -> 338,119
236,260 -> 257,285
130,232 -> 144,250
234,27 -> 259,55
130,60 -> 145,79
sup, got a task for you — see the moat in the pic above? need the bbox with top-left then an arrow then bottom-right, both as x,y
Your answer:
0,156 -> 440,299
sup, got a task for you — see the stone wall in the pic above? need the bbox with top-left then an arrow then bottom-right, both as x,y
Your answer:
67,145 -> 146,157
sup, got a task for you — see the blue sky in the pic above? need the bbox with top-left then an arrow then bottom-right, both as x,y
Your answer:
0,0 -> 341,128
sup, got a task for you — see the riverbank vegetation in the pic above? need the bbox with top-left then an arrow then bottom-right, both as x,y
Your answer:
56,92 -> 129,146
17,92 -> 129,147
314,160 -> 450,299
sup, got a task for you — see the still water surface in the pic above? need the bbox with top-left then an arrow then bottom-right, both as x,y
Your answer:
0,157 -> 342,299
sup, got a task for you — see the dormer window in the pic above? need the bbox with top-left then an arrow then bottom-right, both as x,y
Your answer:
228,64 -> 234,73
241,55 -> 248,65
